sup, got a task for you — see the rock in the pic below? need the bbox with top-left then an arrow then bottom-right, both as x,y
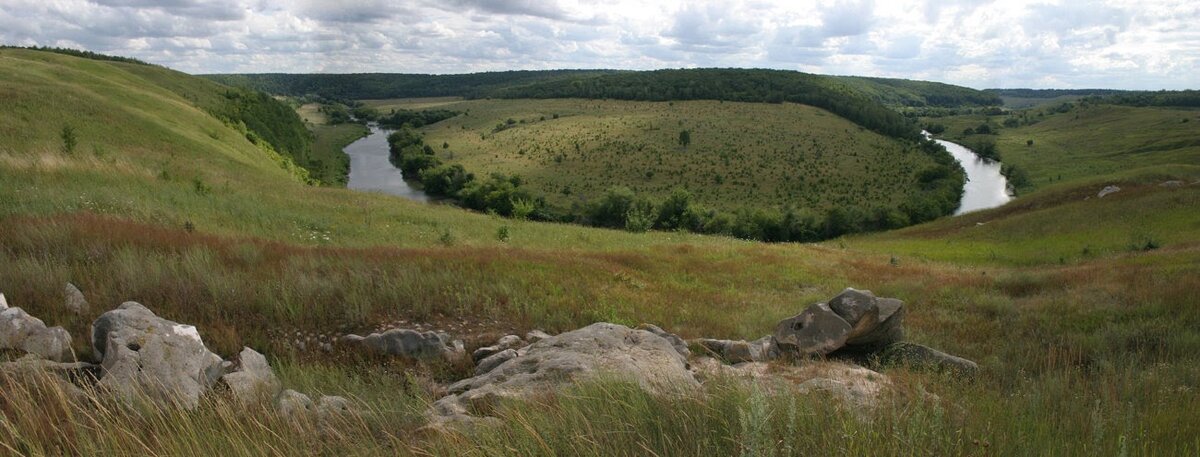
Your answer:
92,302 -> 225,409
1160,180 -> 1184,188
317,395 -> 353,421
525,330 -> 552,343
0,355 -> 95,400
471,334 -> 525,363
345,328 -> 463,361
827,288 -> 878,325
0,306 -> 74,362
877,342 -> 978,375
772,303 -> 852,356
636,323 -> 690,358
845,298 -> 905,348
690,357 -> 891,410
432,322 -> 698,422
693,336 -> 776,363
475,348 -> 517,375
0,293 -> 8,310
221,347 -> 280,402
1098,185 -> 1121,198
276,389 -> 314,418
64,282 -> 88,314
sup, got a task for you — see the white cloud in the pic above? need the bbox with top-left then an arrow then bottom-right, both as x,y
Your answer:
0,0 -> 1196,89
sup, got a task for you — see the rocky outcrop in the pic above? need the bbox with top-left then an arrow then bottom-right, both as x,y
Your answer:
1098,185 -> 1121,198
636,323 -> 690,359
691,357 -> 892,409
276,389 -> 314,418
222,347 -> 281,402
875,342 -> 979,375
64,282 -> 88,314
432,322 -> 699,423
344,329 -> 464,361
773,303 -> 852,356
525,330 -> 552,343
471,334 -> 524,363
693,336 -> 777,363
475,348 -> 517,375
92,302 -> 225,409
0,305 -> 73,362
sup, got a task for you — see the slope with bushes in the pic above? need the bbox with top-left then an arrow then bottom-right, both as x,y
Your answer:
1,49 -> 1199,454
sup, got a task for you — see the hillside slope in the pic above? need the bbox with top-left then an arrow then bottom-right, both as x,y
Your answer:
1,49 -> 1199,455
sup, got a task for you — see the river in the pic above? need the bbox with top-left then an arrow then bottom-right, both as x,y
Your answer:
925,133 -> 1013,215
344,125 -> 430,202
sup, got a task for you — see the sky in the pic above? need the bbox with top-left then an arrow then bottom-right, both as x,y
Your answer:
1,0 -> 1197,90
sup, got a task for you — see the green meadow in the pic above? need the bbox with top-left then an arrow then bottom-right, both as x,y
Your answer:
1,49 -> 1199,455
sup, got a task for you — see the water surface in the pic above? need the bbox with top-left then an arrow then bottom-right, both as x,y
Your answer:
345,125 -> 430,202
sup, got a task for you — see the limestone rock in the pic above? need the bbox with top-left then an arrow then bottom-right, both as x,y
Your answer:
475,348 -> 517,375
91,302 -> 225,409
0,293 -> 8,310
525,330 -> 552,343
690,357 -> 891,410
0,306 -> 74,362
432,322 -> 699,422
636,323 -> 690,358
772,303 -> 851,356
471,334 -> 525,363
345,328 -> 464,361
1098,185 -> 1121,198
64,282 -> 88,314
317,395 -> 353,421
877,342 -> 978,375
276,389 -> 314,418
221,347 -> 281,402
693,336 -> 776,363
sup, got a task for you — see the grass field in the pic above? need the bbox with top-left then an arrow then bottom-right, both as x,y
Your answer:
386,98 -> 942,214
2,49 -> 1200,454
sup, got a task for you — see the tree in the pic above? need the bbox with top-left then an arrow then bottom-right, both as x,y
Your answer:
60,125 -> 77,154
678,129 -> 691,149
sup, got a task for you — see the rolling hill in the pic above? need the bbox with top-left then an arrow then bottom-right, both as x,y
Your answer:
2,48 -> 1199,455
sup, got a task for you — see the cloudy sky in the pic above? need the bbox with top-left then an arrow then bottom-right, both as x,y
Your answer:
1,0 -> 1197,89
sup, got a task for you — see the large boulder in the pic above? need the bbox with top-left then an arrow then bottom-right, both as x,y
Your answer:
0,306 -> 74,362
221,347 -> 281,402
432,322 -> 699,423
772,303 -> 851,356
826,288 -> 905,348
876,342 -> 979,375
344,329 -> 464,361
91,302 -> 225,409
64,283 -> 88,314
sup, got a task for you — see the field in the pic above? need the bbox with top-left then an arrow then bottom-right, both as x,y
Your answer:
396,98 -> 940,213
2,49 -> 1200,454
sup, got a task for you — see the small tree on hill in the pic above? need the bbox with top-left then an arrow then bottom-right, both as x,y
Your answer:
678,129 -> 691,150
60,125 -> 77,155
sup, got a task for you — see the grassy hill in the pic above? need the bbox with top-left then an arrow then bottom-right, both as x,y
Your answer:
2,49 -> 1199,454
401,97 -> 947,213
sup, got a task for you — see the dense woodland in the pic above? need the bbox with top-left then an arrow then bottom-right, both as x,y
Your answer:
490,69 -> 923,139
0,45 -> 153,65
203,70 -> 613,100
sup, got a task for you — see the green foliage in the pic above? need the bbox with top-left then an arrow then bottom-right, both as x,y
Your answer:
377,109 -> 460,129
203,70 -> 614,100
678,129 -> 691,148
60,124 -> 77,154
492,68 -> 923,139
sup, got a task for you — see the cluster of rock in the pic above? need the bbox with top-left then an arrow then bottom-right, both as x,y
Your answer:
427,288 -> 976,423
2,285 -> 976,428
0,286 -> 349,419
694,288 -> 977,373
